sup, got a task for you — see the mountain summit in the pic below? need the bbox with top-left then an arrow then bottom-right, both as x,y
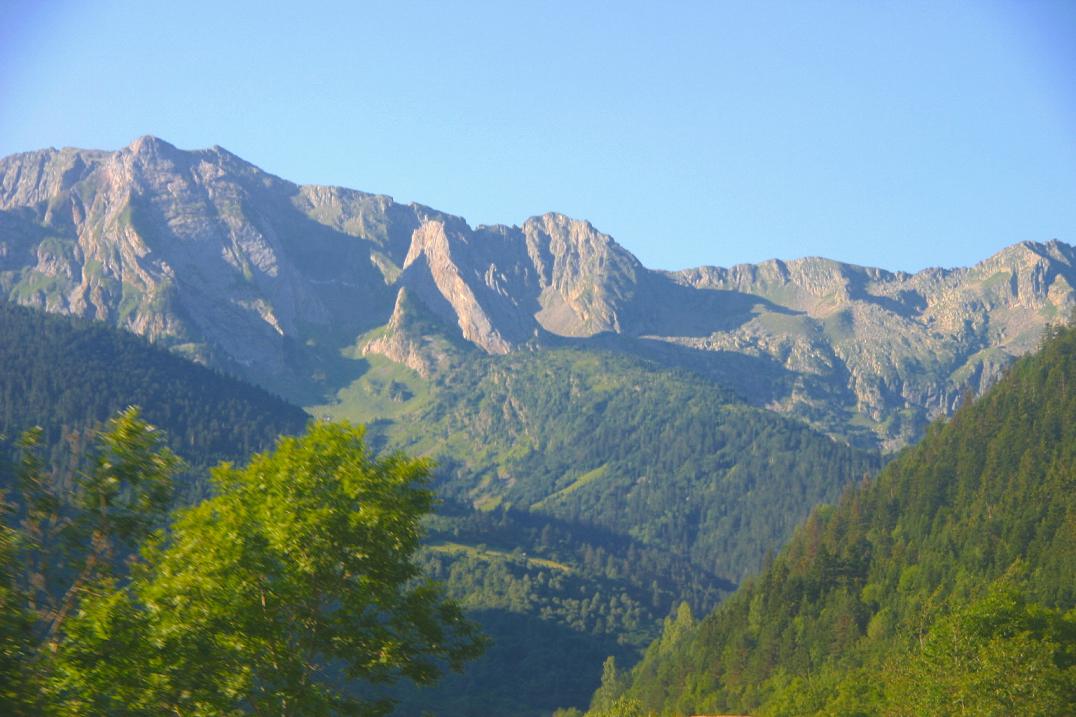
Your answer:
1,138 -> 1073,448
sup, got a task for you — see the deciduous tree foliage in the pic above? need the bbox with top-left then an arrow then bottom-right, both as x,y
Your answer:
887,582 -> 1075,716
0,407 -> 182,715
0,499 -> 34,714
2,415 -> 484,716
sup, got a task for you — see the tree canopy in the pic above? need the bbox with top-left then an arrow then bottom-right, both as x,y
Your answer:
1,414 -> 484,716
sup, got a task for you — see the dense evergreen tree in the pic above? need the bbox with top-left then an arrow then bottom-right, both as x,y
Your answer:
0,300 -> 307,475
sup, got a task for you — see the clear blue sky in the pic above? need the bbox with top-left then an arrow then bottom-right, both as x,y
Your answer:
2,1 -> 1074,272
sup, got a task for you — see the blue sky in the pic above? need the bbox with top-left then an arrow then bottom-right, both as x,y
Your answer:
2,0 -> 1073,272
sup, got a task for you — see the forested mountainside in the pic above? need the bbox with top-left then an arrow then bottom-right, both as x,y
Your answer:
582,322 -> 1076,717
0,295 -> 877,716
389,505 -> 734,716
340,345 -> 879,586
0,300 -> 308,475
348,346 -> 876,715
1,137 -> 1073,449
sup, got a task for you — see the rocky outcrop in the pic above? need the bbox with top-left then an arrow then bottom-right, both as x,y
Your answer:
393,212 -> 654,352
400,219 -> 515,354
362,287 -> 467,377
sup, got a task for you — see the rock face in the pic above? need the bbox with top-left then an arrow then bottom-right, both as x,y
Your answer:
670,242 -> 1076,447
395,212 -> 647,352
0,137 -> 400,396
361,287 -> 466,377
1,137 -> 1073,448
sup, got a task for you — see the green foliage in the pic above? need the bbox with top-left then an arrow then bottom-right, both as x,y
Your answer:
380,508 -> 731,716
0,408 -> 184,715
591,695 -> 649,717
590,657 -> 629,714
72,407 -> 182,551
587,662 -> 655,717
887,582 -> 1076,716
49,421 -> 484,716
595,322 -> 1076,716
0,500 -> 35,714
12,408 -> 183,649
1,412 -> 482,715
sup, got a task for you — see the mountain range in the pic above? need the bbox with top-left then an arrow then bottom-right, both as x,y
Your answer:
2,136 -> 1074,714
2,136 -> 1073,450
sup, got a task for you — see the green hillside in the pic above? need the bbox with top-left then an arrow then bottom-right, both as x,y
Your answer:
386,504 -> 734,716
353,348 -> 879,584
318,346 -> 878,714
588,322 -> 1076,716
0,300 -> 309,475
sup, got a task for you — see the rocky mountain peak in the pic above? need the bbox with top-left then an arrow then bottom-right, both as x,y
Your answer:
523,212 -> 639,279
127,134 -> 178,157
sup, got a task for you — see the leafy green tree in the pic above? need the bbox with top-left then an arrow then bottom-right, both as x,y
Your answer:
0,407 -> 183,715
589,656 -> 628,715
0,493 -> 34,714
590,694 -> 650,717
12,408 -> 183,649
886,583 -> 1076,716
51,421 -> 485,716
